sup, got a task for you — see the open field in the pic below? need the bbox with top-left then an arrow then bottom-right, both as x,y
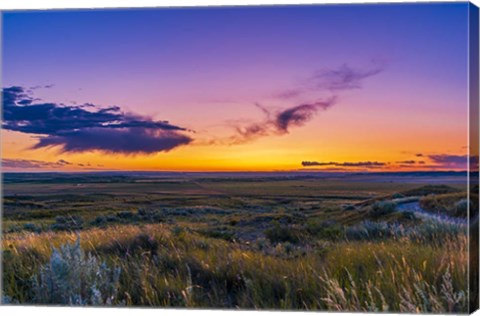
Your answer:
1,172 -> 476,312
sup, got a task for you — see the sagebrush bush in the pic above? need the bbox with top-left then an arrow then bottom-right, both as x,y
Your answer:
264,222 -> 301,244
32,238 -> 121,305
370,201 -> 397,218
345,221 -> 399,241
23,223 -> 42,233
51,216 -> 83,231
305,219 -> 344,240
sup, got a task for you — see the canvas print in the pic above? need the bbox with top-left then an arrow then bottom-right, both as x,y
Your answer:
1,2 -> 479,313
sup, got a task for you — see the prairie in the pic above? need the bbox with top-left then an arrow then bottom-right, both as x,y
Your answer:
1,171 -> 474,312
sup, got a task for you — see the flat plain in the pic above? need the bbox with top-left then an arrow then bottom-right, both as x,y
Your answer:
1,172 -> 476,312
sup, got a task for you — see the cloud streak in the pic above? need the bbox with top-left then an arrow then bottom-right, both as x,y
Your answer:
2,158 -> 72,169
310,63 -> 383,91
227,63 -> 383,145
230,98 -> 336,144
2,86 -> 193,154
275,63 -> 384,99
300,154 -> 478,171
427,154 -> 479,170
302,160 -> 387,168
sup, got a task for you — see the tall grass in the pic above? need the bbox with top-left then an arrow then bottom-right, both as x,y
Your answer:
2,221 -> 468,312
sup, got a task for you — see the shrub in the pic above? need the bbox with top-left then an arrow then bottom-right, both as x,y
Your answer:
137,209 -> 164,223
345,219 -> 466,244
23,223 -> 41,233
345,221 -> 404,241
90,215 -> 107,227
116,211 -> 135,219
401,185 -> 460,197
370,201 -> 397,218
198,228 -> 235,242
410,219 -> 466,244
32,238 -> 121,305
419,193 -> 468,218
264,222 -> 300,244
51,216 -> 83,231
105,214 -> 118,222
305,219 -> 344,240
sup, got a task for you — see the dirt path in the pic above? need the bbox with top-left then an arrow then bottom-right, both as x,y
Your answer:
395,198 -> 467,225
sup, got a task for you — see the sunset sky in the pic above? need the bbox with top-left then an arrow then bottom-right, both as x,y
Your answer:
1,3 -> 475,172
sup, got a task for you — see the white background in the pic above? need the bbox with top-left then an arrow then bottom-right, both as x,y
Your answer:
0,1 -> 479,316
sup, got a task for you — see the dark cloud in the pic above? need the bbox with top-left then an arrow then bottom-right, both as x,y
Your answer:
231,98 -> 336,144
2,86 -> 193,154
301,161 -> 386,168
428,154 -> 467,165
396,160 -> 417,164
415,153 -> 424,157
32,128 -> 192,154
424,154 -> 478,170
230,63 -> 382,145
2,158 -> 72,169
57,159 -> 71,165
275,100 -> 334,133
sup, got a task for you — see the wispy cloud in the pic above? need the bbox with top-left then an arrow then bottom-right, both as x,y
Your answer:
397,160 -> 415,164
274,62 -> 385,99
2,158 -> 72,169
230,98 -> 336,144
427,154 -> 478,169
300,154 -> 478,171
302,160 -> 387,168
2,86 -> 193,154
427,154 -> 468,165
223,64 -> 383,144
225,63 -> 383,145
310,63 -> 383,91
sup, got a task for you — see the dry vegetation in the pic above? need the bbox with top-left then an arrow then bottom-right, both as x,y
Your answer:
1,173 -> 474,312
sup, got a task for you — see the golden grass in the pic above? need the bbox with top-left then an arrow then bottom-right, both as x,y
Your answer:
2,223 -> 469,312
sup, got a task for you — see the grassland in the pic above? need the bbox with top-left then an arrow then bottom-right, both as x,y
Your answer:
1,172 -> 475,312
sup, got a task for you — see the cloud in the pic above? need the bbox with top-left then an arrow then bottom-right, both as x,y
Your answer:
230,98 -> 336,144
275,63 -> 384,99
228,63 -> 382,145
2,86 -> 193,154
427,154 -> 478,170
310,63 -> 383,91
2,158 -> 72,169
32,128 -> 192,154
301,154 -> 478,171
57,159 -> 71,165
428,154 -> 468,165
301,161 -> 386,168
396,160 -> 417,164
275,100 -> 334,133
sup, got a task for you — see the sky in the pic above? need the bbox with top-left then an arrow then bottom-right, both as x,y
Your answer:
1,3 -> 476,172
